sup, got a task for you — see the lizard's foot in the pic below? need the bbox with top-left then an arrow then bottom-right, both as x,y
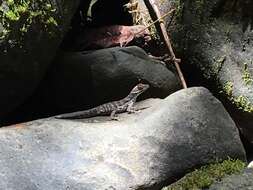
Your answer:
110,116 -> 120,121
127,106 -> 150,114
127,110 -> 138,114
127,107 -> 140,114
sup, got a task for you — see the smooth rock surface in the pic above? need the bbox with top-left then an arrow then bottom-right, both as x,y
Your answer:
209,169 -> 253,190
0,87 -> 246,190
39,46 -> 181,112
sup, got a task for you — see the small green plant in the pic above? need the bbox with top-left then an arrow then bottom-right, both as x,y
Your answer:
242,63 -> 253,85
223,81 -> 233,97
233,95 -> 253,113
162,158 -> 246,190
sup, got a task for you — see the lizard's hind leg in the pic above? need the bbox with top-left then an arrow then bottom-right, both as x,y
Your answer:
110,110 -> 120,121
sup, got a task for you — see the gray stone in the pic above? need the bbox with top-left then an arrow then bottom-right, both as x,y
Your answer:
0,0 -> 80,118
42,46 -> 181,112
0,87 -> 245,190
209,169 -> 253,190
165,0 -> 253,143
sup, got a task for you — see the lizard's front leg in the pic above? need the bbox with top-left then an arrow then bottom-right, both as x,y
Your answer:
127,101 -> 138,114
127,101 -> 150,114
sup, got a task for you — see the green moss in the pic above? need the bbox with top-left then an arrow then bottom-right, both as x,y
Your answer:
5,10 -> 20,21
233,95 -> 253,113
223,81 -> 233,97
221,81 -> 253,113
0,0 -> 59,47
215,58 -> 253,113
162,158 -> 246,190
242,63 -> 253,85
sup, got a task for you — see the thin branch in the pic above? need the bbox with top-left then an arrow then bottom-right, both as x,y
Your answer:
123,8 -> 176,47
143,0 -> 187,89
133,8 -> 175,36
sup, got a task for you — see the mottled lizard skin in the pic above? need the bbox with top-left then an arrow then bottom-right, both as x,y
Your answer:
55,83 -> 149,120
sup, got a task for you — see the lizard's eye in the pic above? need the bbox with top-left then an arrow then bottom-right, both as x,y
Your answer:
137,85 -> 144,90
131,83 -> 149,94
137,83 -> 148,90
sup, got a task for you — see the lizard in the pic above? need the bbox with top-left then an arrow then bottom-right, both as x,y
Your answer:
55,83 -> 149,120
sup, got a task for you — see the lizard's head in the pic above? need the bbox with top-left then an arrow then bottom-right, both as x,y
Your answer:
131,83 -> 150,95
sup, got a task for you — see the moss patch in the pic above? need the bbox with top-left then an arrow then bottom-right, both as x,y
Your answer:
162,158 -> 246,190
223,81 -> 233,97
242,62 -> 253,86
232,95 -> 253,113
221,81 -> 253,113
0,0 -> 59,48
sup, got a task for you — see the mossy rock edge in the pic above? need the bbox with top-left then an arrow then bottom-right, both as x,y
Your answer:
162,158 -> 246,190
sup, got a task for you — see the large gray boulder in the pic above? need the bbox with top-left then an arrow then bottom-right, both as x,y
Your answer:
0,0 -> 80,118
0,87 -> 245,190
209,169 -> 253,190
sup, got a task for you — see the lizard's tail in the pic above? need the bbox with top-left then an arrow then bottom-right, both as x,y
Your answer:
55,108 -> 97,119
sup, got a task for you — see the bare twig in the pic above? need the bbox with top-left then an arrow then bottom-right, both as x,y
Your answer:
123,8 -> 176,47
143,0 -> 187,89
133,8 -> 175,37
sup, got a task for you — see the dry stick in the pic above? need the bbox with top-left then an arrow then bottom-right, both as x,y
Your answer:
143,0 -> 187,89
123,9 -> 175,47
133,8 -> 175,36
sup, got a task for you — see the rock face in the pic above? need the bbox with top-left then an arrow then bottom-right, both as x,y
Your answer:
209,169 -> 253,190
131,0 -> 253,143
41,46 -> 181,113
0,0 -> 80,118
168,0 -> 253,143
0,87 -> 246,190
